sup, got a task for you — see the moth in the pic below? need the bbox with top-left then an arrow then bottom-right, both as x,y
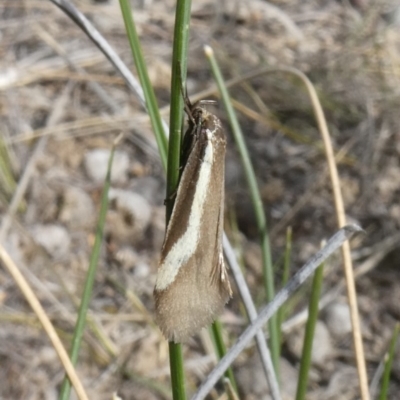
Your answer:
154,95 -> 232,343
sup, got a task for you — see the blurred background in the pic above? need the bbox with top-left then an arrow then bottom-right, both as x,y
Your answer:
1,0 -> 400,399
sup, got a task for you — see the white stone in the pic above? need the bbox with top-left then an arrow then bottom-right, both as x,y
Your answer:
31,224 -> 71,258
109,189 -> 151,228
287,320 -> 333,366
84,149 -> 129,184
325,302 -> 352,338
107,189 -> 152,244
236,355 -> 298,400
59,186 -> 95,228
311,321 -> 333,365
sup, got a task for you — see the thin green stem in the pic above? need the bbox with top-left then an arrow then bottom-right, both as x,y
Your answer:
167,0 -> 192,218
118,0 -> 168,170
295,263 -> 324,400
166,1 -> 193,399
205,45 -> 279,373
211,321 -> 237,395
378,323 -> 399,400
277,226 -> 292,358
58,138 -> 120,400
169,342 -> 186,400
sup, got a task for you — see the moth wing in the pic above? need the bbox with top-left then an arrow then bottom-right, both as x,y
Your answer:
210,174 -> 232,297
154,115 -> 231,342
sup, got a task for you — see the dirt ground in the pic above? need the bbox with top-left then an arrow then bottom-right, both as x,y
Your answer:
1,0 -> 400,399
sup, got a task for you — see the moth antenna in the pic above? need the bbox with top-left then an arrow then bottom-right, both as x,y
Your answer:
197,99 -> 218,107
182,88 -> 196,126
177,62 -> 196,125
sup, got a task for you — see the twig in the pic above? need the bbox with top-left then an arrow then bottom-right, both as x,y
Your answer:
282,232 -> 400,334
283,67 -> 370,400
49,0 -> 169,136
192,225 -> 362,400
223,234 -> 281,400
206,64 -> 371,400
0,82 -> 73,241
0,243 -> 89,400
34,25 -> 120,113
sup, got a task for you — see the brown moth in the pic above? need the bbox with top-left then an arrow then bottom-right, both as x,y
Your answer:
154,96 -> 232,343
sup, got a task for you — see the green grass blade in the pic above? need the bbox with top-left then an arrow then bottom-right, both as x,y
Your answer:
166,0 -> 192,217
117,1 -> 189,394
378,323 -> 400,400
295,262 -> 324,400
211,321 -> 238,395
282,227 -> 293,290
169,342 -> 186,400
223,377 -> 240,400
118,0 -> 168,170
165,1 -> 194,400
277,226 -> 292,357
0,136 -> 17,202
204,45 -> 279,373
58,136 -> 121,400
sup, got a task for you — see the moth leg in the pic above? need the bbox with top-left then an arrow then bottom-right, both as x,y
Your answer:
210,249 -> 225,285
210,203 -> 225,285
163,188 -> 178,206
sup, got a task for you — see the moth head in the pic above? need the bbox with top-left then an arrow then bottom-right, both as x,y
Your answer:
184,98 -> 217,126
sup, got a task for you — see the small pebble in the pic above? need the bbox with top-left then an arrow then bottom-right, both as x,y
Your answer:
31,224 -> 71,258
84,149 -> 129,184
324,302 -> 352,338
107,189 -> 152,243
325,364 -> 358,397
59,186 -> 95,228
109,189 -> 151,229
114,247 -> 139,270
236,354 -> 298,400
134,261 -> 150,279
311,321 -> 334,365
287,320 -> 333,366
